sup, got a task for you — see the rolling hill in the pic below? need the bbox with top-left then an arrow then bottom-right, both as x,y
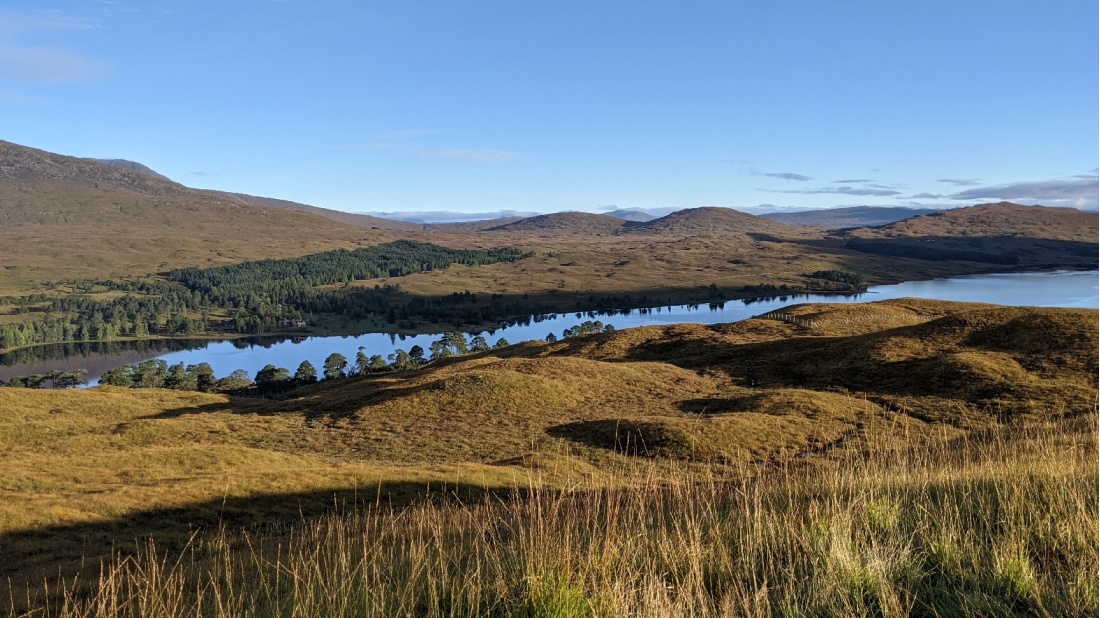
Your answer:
853,202 -> 1097,241
94,158 -> 173,182
762,206 -> 939,228
486,211 -> 627,234
1,299 -> 1095,594
840,202 -> 1099,269
621,206 -> 815,236
0,140 -> 384,290
605,208 -> 655,222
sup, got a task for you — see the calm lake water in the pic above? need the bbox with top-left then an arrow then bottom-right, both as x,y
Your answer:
1,269 -> 1096,385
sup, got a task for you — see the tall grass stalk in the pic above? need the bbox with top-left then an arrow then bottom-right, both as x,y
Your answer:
13,417 -> 1098,617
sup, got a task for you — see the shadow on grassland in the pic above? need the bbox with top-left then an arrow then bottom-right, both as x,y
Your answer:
0,479 -> 524,607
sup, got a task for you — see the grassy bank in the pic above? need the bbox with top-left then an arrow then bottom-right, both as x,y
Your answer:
12,415 -> 1096,617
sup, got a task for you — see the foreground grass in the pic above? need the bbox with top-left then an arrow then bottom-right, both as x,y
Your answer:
15,416 -> 1096,618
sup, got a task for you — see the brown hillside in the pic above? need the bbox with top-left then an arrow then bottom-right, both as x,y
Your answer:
0,300 -> 1094,590
763,206 -> 939,228
837,202 -> 1098,269
622,206 -> 815,237
852,202 -> 1098,242
0,140 -> 186,197
487,212 -> 626,234
94,159 -> 173,183
0,141 -> 387,291
550,298 -> 1097,424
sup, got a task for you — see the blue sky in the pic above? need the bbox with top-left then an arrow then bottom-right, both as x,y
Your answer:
2,1 -> 1097,218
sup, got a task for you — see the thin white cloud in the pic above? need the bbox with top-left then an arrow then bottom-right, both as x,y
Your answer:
0,9 -> 98,34
758,171 -> 812,181
413,148 -> 519,162
0,45 -> 107,84
937,178 -> 982,186
950,177 -> 1098,209
772,185 -> 902,197
339,129 -> 435,150
340,142 -> 393,150
0,89 -> 49,105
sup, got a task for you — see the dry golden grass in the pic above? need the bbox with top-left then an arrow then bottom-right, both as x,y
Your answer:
10,415 -> 1097,617
0,299 -> 1093,607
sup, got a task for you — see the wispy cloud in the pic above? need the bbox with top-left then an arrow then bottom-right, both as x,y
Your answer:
340,142 -> 394,150
0,9 -> 107,85
950,177 -> 1098,209
905,192 -> 944,199
0,45 -> 107,84
339,129 -> 434,150
772,185 -> 902,197
0,89 -> 49,105
938,178 -> 981,186
413,148 -> 519,162
833,178 -> 874,183
0,9 -> 99,34
760,171 -> 812,181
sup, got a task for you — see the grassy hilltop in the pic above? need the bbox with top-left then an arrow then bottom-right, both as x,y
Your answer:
1,299 -> 1096,616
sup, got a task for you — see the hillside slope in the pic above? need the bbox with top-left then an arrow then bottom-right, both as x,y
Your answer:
93,159 -> 173,182
487,212 -> 627,234
0,141 -> 387,290
622,206 -> 816,236
763,206 -> 938,228
0,299 -> 1094,589
839,202 -> 1098,268
853,202 -> 1097,241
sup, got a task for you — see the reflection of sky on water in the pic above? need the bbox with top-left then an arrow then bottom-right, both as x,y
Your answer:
4,270 -> 1095,385
143,270 -> 1099,385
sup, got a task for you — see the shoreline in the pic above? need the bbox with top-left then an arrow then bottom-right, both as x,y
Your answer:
1,267 -> 1096,382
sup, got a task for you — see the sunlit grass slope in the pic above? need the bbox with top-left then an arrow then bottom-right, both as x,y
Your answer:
0,298 -> 1095,615
20,416 -> 1100,617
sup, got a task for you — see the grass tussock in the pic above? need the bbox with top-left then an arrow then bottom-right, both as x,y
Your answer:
13,416 -> 1097,618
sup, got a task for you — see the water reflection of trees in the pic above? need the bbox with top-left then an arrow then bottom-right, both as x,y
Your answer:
4,293 -> 875,370
0,339 -> 211,367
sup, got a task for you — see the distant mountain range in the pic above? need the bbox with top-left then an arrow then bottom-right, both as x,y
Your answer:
487,212 -> 628,234
622,206 -> 801,236
3,139 -> 1094,250
604,209 -> 655,222
761,206 -> 940,228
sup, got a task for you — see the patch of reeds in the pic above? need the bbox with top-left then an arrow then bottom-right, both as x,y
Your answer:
11,417 -> 1097,617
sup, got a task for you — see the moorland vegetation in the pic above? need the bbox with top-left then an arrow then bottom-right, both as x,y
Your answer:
1,299 -> 1096,615
2,141 -> 1098,616
2,141 -> 1097,358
